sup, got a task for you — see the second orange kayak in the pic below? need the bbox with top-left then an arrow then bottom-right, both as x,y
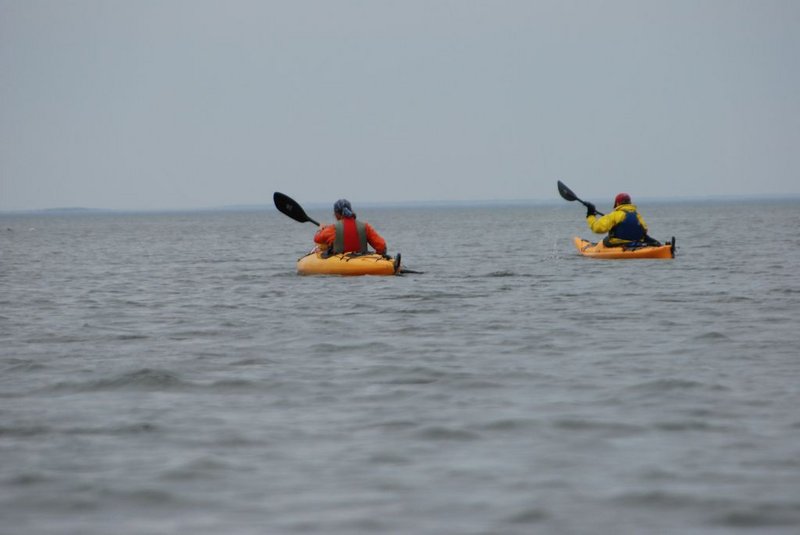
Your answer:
573,237 -> 675,259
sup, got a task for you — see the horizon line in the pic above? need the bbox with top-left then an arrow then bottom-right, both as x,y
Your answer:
2,193 -> 800,215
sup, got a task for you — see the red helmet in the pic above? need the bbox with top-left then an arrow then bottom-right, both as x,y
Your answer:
614,193 -> 631,207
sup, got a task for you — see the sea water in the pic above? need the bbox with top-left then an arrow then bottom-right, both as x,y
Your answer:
1,200 -> 799,534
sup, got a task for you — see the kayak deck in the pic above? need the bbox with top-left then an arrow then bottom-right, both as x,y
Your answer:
297,251 -> 401,276
573,237 -> 675,259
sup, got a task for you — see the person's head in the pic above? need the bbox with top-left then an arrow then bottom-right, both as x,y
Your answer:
333,199 -> 356,219
614,193 -> 631,207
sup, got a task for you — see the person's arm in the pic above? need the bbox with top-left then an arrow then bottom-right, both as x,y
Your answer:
636,213 -> 648,233
313,225 -> 335,246
364,223 -> 387,254
587,211 -> 624,234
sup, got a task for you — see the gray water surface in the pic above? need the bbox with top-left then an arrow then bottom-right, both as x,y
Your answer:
2,201 -> 799,534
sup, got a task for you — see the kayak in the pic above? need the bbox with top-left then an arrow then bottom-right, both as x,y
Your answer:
573,237 -> 675,259
297,251 -> 401,276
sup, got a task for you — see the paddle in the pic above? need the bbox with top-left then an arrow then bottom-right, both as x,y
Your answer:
273,192 -> 320,226
557,180 -> 604,216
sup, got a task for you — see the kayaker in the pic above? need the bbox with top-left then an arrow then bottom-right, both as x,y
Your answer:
585,193 -> 660,247
314,199 -> 387,255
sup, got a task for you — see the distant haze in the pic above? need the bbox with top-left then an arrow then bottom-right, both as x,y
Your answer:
2,0 -> 798,211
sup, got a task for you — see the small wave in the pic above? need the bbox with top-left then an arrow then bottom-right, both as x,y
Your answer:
6,472 -> 53,486
383,376 -> 439,385
550,418 -> 643,435
394,291 -> 466,300
270,271 -> 297,278
368,452 -> 412,465
507,507 -> 549,524
159,457 -> 232,481
114,333 -> 149,341
486,270 -> 517,277
639,468 -> 679,481
229,357 -> 276,366
0,425 -> 51,437
211,303 -> 239,310
117,299 -> 151,308
53,368 -> 189,392
456,379 -> 504,389
97,368 -> 187,389
208,378 -> 263,390
414,426 -> 480,441
475,418 -> 540,432
718,295 -> 754,303
362,419 -> 419,432
2,358 -> 47,373
0,422 -> 159,437
111,488 -> 181,507
614,490 -> 708,508
356,365 -> 448,383
652,420 -> 727,432
64,422 -> 160,435
168,329 -> 227,340
627,378 -> 728,393
24,334 -> 86,344
712,503 -> 800,527
309,341 -> 395,354
393,307 -> 441,315
693,331 -> 732,341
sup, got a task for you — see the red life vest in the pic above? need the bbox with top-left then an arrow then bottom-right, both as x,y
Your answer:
333,218 -> 368,253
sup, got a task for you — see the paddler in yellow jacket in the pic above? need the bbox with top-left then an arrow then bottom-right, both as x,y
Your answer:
585,193 -> 660,247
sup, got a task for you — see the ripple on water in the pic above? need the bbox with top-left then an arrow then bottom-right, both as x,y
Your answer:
506,507 -> 550,524
692,331 -> 733,342
627,378 -> 728,393
712,503 -> 800,527
413,426 -> 481,441
159,457 -> 233,481
472,417 -> 542,432
550,417 -> 644,436
0,425 -> 51,437
50,368 -> 189,392
614,491 -> 800,528
651,419 -> 730,432
1,358 -> 48,373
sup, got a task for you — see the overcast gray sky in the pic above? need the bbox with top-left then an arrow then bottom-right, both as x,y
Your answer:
1,0 -> 798,211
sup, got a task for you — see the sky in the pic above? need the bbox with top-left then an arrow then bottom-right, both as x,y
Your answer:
1,0 -> 799,211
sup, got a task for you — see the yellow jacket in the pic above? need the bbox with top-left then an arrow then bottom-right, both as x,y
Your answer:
586,204 -> 648,244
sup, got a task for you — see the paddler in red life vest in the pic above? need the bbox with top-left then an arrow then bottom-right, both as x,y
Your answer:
585,193 -> 661,247
313,199 -> 387,255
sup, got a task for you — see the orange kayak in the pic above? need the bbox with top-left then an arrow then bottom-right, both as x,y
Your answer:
297,252 -> 401,276
573,237 -> 675,259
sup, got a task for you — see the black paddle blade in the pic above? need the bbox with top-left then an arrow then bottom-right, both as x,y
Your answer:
557,180 -> 578,202
273,192 -> 320,226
